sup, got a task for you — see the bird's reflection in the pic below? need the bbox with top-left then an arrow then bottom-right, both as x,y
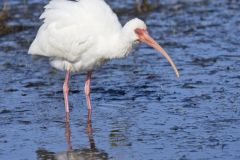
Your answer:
36,110 -> 108,160
64,117 -> 72,151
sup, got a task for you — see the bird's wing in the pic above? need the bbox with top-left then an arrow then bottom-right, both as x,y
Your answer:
29,0 -> 122,62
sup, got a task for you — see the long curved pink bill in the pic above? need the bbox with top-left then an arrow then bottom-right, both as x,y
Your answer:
137,29 -> 180,78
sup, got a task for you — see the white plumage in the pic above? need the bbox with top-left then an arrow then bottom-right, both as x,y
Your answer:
29,0 -> 146,72
29,0 -> 179,121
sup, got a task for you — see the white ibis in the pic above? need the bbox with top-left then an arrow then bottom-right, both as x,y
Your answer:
29,0 -> 179,121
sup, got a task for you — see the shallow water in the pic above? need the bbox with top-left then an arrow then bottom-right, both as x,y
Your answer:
0,0 -> 240,160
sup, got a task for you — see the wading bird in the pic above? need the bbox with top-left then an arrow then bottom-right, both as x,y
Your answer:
29,0 -> 179,121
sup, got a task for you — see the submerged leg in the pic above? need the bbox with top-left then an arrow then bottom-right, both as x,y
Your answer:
63,71 -> 70,115
85,71 -> 92,112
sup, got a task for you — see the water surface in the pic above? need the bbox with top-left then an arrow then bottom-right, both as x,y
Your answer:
0,0 -> 240,159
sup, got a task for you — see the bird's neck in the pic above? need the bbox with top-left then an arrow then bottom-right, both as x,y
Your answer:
106,31 -> 134,59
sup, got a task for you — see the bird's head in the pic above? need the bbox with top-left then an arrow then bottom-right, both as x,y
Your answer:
123,18 -> 179,78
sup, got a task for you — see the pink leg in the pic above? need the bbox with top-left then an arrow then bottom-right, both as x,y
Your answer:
63,71 -> 70,114
85,71 -> 92,112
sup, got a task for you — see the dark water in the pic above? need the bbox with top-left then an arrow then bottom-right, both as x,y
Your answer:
0,0 -> 240,159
